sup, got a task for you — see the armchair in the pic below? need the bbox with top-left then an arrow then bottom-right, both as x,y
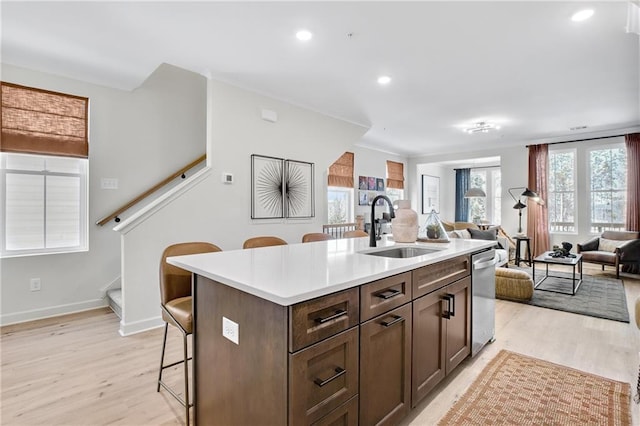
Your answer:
577,230 -> 640,278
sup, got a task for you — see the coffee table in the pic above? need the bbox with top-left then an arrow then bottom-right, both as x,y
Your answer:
532,252 -> 583,295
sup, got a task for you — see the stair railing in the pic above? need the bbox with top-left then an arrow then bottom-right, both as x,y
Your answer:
96,154 -> 206,226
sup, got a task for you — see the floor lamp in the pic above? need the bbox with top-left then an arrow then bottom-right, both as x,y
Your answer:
508,187 -> 540,235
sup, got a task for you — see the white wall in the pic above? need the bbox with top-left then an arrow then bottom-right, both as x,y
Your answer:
0,63 -> 207,325
352,146 -> 408,223
118,79 -> 368,334
415,163 -> 455,225
409,145 -> 530,237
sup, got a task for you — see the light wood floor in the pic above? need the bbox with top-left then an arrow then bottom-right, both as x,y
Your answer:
2,265 -> 639,426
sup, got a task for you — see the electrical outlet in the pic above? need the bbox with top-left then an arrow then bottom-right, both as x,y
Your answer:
30,278 -> 41,292
222,316 -> 239,345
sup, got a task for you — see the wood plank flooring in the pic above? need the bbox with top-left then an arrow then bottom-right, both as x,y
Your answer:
1,265 -> 639,425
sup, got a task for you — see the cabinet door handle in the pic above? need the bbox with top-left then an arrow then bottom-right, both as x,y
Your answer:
447,293 -> 456,317
381,315 -> 404,327
375,288 -> 401,300
442,295 -> 452,319
315,309 -> 347,324
314,367 -> 346,387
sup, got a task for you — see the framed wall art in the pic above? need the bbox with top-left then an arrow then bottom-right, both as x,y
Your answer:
251,154 -> 315,219
252,154 -> 285,219
284,159 -> 314,218
422,174 -> 440,214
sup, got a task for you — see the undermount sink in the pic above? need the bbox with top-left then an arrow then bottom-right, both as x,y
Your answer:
363,247 -> 440,259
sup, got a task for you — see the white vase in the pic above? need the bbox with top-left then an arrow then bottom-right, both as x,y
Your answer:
392,200 -> 418,243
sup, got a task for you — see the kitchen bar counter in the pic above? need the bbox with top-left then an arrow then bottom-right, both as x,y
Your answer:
167,237 -> 494,305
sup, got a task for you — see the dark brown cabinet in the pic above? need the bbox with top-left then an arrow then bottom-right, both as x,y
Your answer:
359,303 -> 412,426
411,275 -> 471,407
193,253 -> 476,425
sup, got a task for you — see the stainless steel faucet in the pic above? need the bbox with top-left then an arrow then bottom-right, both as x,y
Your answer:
370,195 -> 395,247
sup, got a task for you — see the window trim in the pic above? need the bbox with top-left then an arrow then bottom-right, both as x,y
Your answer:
587,143 -> 626,234
548,148 -> 577,234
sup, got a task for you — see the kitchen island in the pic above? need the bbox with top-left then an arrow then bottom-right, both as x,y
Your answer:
169,237 -> 495,426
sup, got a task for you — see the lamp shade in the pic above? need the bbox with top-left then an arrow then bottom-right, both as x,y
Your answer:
464,187 -> 486,197
512,201 -> 527,210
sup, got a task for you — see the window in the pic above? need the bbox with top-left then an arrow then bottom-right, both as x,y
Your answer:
327,152 -> 354,224
327,187 -> 354,224
1,82 -> 89,257
386,188 -> 405,208
2,153 -> 88,256
548,149 -> 576,233
468,168 -> 501,224
589,146 -> 626,232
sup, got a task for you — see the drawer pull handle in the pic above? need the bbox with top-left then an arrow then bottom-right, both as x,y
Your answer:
442,295 -> 452,319
315,309 -> 347,324
314,367 -> 346,387
375,288 -> 401,300
381,315 -> 404,327
447,293 -> 456,317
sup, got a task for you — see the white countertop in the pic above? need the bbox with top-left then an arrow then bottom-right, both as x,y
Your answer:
167,237 -> 495,306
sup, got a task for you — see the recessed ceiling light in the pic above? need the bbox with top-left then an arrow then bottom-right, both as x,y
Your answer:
377,76 -> 391,85
463,122 -> 500,134
571,9 -> 594,22
296,30 -> 312,41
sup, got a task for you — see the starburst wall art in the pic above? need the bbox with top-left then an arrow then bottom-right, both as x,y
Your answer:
251,154 -> 314,219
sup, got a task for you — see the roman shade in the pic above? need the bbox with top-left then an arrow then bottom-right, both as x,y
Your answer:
1,82 -> 89,158
386,160 -> 404,189
327,151 -> 354,188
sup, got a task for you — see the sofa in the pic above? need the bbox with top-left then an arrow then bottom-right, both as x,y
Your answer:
577,230 -> 640,278
446,227 -> 509,267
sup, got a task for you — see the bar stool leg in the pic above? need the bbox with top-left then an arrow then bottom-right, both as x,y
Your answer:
183,333 -> 190,426
157,323 -> 168,392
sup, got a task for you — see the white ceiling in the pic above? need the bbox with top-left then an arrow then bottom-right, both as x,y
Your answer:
2,1 -> 639,157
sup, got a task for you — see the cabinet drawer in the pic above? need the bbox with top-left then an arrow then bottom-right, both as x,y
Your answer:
289,288 -> 359,352
360,272 -> 412,322
412,255 -> 470,299
289,328 -> 359,425
311,396 -> 358,426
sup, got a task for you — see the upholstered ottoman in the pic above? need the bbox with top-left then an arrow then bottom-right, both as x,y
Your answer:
495,267 -> 534,301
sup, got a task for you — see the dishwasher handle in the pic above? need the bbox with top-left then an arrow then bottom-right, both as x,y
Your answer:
473,256 -> 498,270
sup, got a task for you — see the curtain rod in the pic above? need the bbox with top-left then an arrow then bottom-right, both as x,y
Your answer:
525,133 -> 626,148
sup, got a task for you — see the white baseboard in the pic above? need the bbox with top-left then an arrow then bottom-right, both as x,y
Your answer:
99,276 -> 122,299
118,315 -> 164,336
0,299 -> 108,326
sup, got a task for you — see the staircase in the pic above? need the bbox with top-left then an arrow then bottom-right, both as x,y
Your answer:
107,289 -> 122,319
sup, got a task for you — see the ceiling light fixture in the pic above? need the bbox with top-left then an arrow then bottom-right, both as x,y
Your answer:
463,121 -> 500,134
296,30 -> 313,41
571,9 -> 594,22
377,75 -> 391,85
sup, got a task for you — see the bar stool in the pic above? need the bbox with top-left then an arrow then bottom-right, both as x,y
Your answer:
514,236 -> 532,266
301,233 -> 334,243
157,242 -> 222,426
242,236 -> 287,249
343,230 -> 369,238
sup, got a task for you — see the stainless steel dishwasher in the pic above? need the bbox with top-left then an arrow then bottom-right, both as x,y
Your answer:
471,249 -> 497,357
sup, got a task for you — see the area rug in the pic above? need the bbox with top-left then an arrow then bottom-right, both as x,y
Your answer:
438,350 -> 631,425
509,267 -> 629,323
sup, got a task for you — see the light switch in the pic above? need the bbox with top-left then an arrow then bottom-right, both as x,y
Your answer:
101,178 -> 118,189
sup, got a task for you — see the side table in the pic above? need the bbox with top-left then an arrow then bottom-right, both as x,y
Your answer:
514,236 -> 532,267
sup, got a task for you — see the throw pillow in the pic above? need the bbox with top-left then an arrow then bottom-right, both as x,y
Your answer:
468,228 -> 504,249
447,231 -> 459,239
599,237 -> 627,253
453,229 -> 472,239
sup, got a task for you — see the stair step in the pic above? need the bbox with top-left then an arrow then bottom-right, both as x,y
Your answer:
107,288 -> 122,319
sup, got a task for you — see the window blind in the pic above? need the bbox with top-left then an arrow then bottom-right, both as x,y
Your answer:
387,160 -> 404,189
328,151 -> 354,188
1,82 -> 89,158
